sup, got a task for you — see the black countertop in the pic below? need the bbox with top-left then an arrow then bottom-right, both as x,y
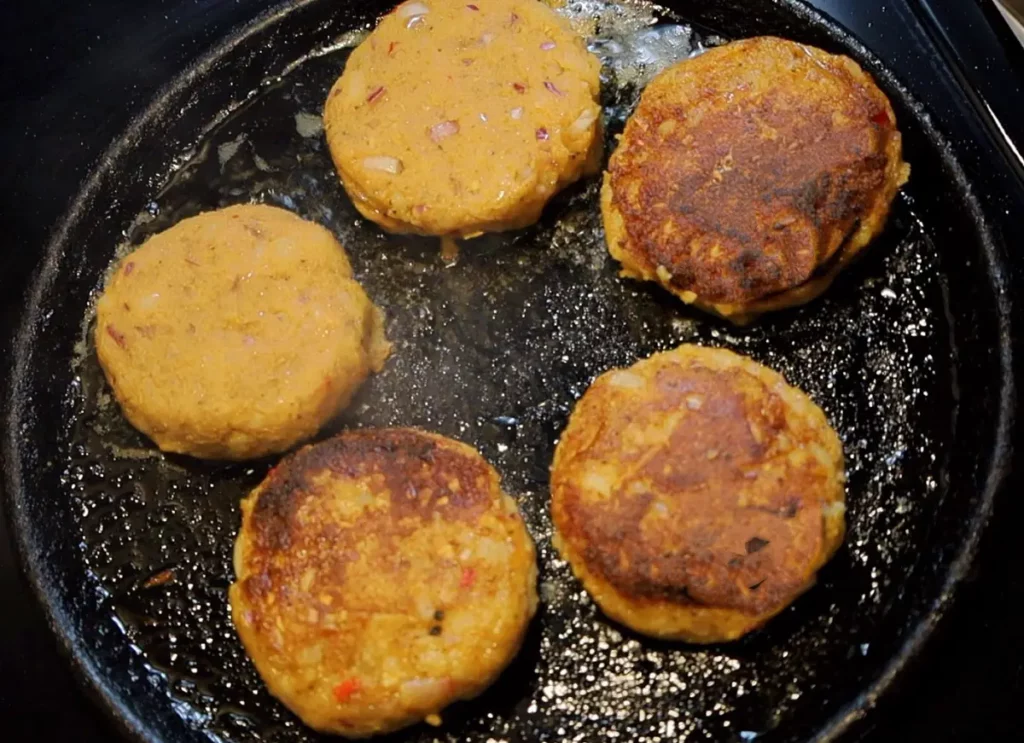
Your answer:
2,1 -> 1022,740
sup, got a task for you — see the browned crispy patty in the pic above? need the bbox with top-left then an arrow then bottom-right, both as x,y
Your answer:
230,428 -> 537,738
550,344 -> 846,642
602,36 -> 910,323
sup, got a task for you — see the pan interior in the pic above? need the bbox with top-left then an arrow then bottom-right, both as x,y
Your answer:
5,1 -> 1008,742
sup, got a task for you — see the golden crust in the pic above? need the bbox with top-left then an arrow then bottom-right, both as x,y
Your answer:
602,36 -> 909,323
550,345 -> 845,642
230,428 -> 537,737
94,204 -> 390,460
324,0 -> 602,237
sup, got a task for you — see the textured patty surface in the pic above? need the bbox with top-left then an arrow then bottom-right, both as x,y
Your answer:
602,36 -> 909,323
551,344 -> 846,642
95,204 -> 390,460
230,428 -> 538,737
324,0 -> 602,237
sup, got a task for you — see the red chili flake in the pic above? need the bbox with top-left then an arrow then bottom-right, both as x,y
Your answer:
544,80 -> 564,96
333,678 -> 361,702
367,86 -> 386,104
106,325 -> 127,349
460,567 -> 477,588
462,57 -> 475,66
184,256 -> 200,266
466,3 -> 479,9
414,204 -> 429,214
388,41 -> 398,56
512,82 -> 526,93
123,261 -> 135,276
510,11 -> 519,23
535,127 -> 549,141
871,109 -> 891,126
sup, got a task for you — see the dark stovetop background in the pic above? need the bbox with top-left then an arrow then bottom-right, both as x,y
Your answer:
2,1 -> 1022,741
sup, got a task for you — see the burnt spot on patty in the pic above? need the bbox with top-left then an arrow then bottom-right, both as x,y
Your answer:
241,428 -> 499,610
252,429 -> 494,547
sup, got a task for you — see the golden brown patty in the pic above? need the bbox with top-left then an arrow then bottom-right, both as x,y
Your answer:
602,36 -> 909,323
230,428 -> 538,737
324,0 -> 602,237
95,204 -> 390,460
550,344 -> 845,642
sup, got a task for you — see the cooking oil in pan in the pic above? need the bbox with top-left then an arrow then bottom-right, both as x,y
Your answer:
62,2 -> 954,741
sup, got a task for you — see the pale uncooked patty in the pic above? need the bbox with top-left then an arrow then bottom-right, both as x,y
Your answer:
551,344 -> 846,643
230,428 -> 538,737
94,204 -> 390,460
324,0 -> 602,238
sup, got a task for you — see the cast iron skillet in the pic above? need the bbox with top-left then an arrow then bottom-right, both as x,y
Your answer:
1,0 -> 1014,741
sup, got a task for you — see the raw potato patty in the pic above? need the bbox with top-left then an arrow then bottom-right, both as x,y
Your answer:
551,344 -> 846,643
230,428 -> 538,737
324,0 -> 602,237
95,204 -> 390,460
603,36 -> 910,323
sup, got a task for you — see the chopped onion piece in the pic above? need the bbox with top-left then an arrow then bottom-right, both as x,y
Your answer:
510,107 -> 524,120
512,82 -> 526,93
536,127 -> 549,141
571,107 -> 598,132
399,2 -> 430,18
363,156 -> 403,174
544,80 -> 564,96
479,112 -> 488,122
407,15 -> 427,28
366,85 -> 385,103
430,120 -> 460,143
466,3 -> 479,9
480,32 -> 495,45
540,41 -> 556,50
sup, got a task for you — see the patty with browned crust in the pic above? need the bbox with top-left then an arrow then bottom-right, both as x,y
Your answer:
551,344 -> 846,643
230,428 -> 537,737
602,36 -> 909,323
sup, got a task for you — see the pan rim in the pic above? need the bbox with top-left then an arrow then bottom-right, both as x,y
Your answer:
1,0 -> 1015,741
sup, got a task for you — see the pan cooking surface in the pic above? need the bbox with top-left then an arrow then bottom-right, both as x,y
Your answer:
24,0 -> 974,741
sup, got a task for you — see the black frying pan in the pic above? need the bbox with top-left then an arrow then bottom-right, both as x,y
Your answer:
0,0 -> 1016,741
